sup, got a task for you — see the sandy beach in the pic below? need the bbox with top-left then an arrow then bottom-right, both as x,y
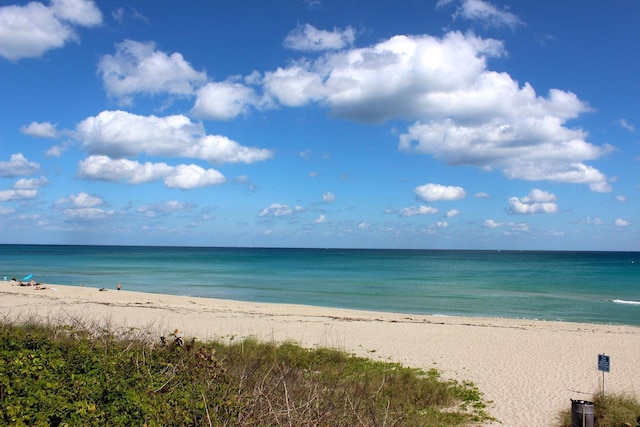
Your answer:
2,281 -> 639,426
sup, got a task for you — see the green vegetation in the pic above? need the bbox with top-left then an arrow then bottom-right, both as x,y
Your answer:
557,393 -> 640,427
0,319 -> 494,426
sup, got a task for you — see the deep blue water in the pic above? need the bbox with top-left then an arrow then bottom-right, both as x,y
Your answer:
1,245 -> 639,325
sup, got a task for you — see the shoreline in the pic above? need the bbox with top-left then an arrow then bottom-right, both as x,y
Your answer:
2,281 -> 640,426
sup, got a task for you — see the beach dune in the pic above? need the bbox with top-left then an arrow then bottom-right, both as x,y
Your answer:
2,281 -> 639,426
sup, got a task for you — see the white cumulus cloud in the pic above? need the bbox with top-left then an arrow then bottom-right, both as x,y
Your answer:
508,189 -> 558,214
415,183 -> 466,202
322,192 -> 336,203
98,40 -> 207,104
615,218 -> 630,227
483,219 -> 501,228
75,110 -> 274,165
68,191 -> 103,208
0,188 -> 37,202
258,28 -> 612,192
313,214 -> 326,224
192,81 -> 260,120
20,121 -> 59,138
0,154 -> 41,178
13,176 -> 49,190
0,0 -> 102,60
164,164 -> 226,189
77,156 -> 225,189
55,191 -> 116,221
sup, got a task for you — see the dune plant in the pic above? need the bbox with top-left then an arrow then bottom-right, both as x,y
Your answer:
0,319 -> 494,426
557,392 -> 640,427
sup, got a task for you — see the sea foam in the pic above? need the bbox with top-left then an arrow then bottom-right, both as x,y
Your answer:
613,299 -> 640,306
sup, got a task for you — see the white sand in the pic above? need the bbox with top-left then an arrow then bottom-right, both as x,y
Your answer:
2,281 -> 639,426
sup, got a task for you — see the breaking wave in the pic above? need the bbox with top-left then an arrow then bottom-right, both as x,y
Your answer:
612,299 -> 640,306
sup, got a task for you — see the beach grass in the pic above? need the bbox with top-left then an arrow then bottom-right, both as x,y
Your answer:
556,392 -> 640,427
0,317 -> 494,426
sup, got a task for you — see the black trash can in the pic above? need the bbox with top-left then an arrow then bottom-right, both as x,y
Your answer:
571,399 -> 594,427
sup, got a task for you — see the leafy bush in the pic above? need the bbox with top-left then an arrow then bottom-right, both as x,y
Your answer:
0,320 -> 494,426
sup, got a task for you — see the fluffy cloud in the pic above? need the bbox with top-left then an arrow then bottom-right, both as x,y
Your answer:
75,110 -> 274,164
415,183 -> 466,202
55,191 -> 115,220
615,218 -> 630,227
50,0 -> 102,25
98,40 -> 207,104
284,23 -> 356,51
398,89 -> 611,192
192,81 -> 260,120
263,65 -> 326,107
0,188 -> 37,202
77,155 -> 226,189
446,209 -> 460,218
483,219 -> 501,228
68,191 -> 102,208
14,176 -> 49,190
313,214 -> 326,224
322,192 -> 336,203
262,29 -> 612,191
164,164 -> 226,189
77,156 -> 171,184
0,154 -> 40,177
98,41 -> 263,119
266,31 -> 504,121
0,0 -> 102,60
20,121 -> 59,138
400,205 -> 438,216
508,189 -> 558,214
0,172 -> 47,202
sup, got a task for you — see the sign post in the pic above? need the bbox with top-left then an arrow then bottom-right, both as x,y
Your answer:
598,353 -> 610,397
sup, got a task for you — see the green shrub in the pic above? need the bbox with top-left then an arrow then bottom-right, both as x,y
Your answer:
0,320 -> 494,426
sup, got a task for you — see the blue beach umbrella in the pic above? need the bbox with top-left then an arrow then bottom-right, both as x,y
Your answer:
21,274 -> 34,281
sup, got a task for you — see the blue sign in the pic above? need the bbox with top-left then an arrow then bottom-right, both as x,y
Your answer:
598,354 -> 610,373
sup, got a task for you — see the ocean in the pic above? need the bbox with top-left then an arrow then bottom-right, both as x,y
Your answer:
1,245 -> 639,326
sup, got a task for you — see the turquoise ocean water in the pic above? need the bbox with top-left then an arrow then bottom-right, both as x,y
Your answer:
1,245 -> 639,326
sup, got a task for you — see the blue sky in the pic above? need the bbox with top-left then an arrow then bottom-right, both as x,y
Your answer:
0,0 -> 638,250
